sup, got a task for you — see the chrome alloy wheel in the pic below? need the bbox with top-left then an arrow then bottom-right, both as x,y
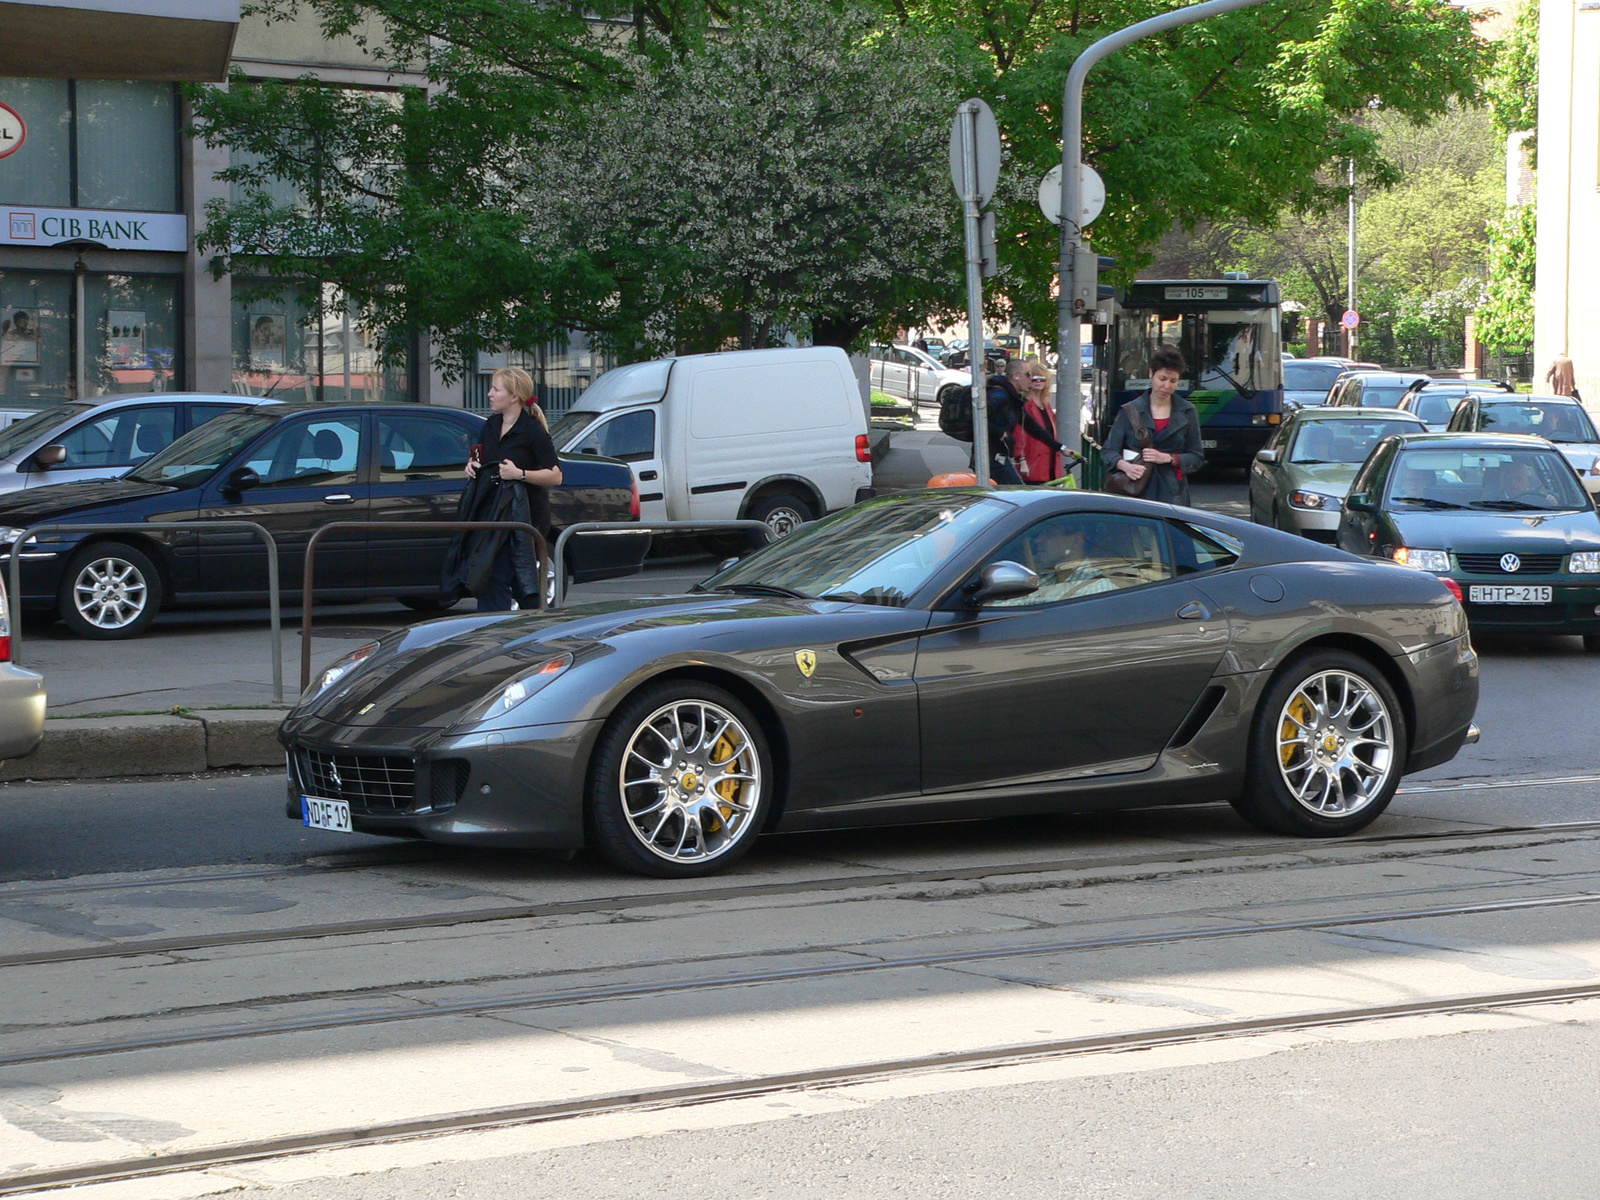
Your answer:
1276,670 -> 1395,817
72,555 -> 150,630
619,700 -> 762,863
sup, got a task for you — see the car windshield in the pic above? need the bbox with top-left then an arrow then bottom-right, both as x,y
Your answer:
1283,362 -> 1344,392
125,409 -> 280,488
1387,447 -> 1590,512
1361,385 -> 1410,408
1478,400 -> 1599,443
702,494 -> 1009,607
547,409 -> 597,447
1289,419 -> 1422,464
0,403 -> 91,460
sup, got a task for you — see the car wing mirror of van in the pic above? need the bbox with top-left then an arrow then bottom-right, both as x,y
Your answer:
34,444 -> 66,468
1345,492 -> 1374,512
225,466 -> 261,493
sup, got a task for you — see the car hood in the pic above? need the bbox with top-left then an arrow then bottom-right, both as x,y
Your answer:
1284,461 -> 1361,496
304,592 -> 858,729
1552,444 -> 1600,470
0,477 -> 178,523
1388,508 -> 1600,554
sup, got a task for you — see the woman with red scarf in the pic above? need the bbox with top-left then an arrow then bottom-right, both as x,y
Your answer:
1013,359 -> 1070,483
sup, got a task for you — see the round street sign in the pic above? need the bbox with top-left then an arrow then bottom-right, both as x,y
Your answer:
0,103 -> 26,162
948,98 -> 1001,207
1342,309 -> 1360,330
1037,163 -> 1106,228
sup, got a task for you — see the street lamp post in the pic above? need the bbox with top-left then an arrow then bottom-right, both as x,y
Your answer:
1054,0 -> 1278,462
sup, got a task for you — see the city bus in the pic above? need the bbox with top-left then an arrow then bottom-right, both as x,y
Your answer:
1084,278 -> 1284,481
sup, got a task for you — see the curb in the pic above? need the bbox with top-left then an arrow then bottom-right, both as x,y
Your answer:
0,710 -> 286,782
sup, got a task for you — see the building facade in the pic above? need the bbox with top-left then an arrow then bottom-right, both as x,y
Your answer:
1533,0 -> 1600,401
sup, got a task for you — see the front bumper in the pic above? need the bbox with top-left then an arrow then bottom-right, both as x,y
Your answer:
0,662 -> 45,759
1451,578 -> 1600,634
279,716 -> 602,849
1282,503 -> 1340,542
1198,424 -> 1274,468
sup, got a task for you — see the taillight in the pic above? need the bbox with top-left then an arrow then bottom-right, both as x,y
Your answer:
855,434 -> 871,463
0,579 -> 11,662
1441,577 -> 1463,603
629,476 -> 641,519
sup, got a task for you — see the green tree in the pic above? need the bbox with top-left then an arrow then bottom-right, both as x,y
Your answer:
1478,203 -> 1536,351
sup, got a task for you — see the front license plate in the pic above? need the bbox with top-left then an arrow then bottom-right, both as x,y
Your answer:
1200,439 -> 1218,450
1468,585 -> 1552,605
302,796 -> 352,833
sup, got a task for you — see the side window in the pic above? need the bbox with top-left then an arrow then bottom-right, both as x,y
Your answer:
571,410 -> 656,463
985,513 -> 1173,607
1349,443 -> 1390,499
1265,420 -> 1291,452
56,405 -> 176,468
1171,522 -> 1242,575
376,414 -> 472,482
244,416 -> 362,488
187,404 -> 237,432
894,349 -> 921,367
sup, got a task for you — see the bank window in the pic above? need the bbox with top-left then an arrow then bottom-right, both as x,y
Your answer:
55,404 -> 176,468
232,283 -> 413,404
0,79 -> 177,211
376,414 -> 471,482
244,417 -> 363,488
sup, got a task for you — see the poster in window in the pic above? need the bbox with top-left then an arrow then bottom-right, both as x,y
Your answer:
0,309 -> 39,366
250,314 -> 287,370
107,310 -> 146,368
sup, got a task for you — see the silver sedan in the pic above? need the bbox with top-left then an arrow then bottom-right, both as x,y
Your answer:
1250,407 -> 1427,541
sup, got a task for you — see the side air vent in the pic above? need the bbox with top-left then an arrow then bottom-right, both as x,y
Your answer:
1168,686 -> 1226,749
429,759 -> 471,811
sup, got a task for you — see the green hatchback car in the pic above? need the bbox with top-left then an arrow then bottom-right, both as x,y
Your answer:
1249,407 -> 1427,541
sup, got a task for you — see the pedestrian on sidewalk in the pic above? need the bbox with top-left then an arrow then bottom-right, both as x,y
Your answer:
443,367 -> 562,611
1103,345 -> 1204,505
1013,357 -> 1075,483
971,359 -> 1031,484
1547,355 -> 1582,401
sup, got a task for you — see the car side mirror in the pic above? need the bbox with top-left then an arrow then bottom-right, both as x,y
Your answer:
1346,492 -> 1374,512
225,466 -> 261,493
966,560 -> 1040,606
716,556 -> 741,573
34,444 -> 65,468
1255,449 -> 1279,465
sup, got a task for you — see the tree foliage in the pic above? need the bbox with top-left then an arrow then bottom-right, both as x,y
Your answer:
1478,202 -> 1536,351
1488,0 -> 1538,139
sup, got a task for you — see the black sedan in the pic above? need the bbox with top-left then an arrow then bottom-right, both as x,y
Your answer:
1336,432 -> 1600,648
0,404 -> 637,638
280,489 -> 1480,877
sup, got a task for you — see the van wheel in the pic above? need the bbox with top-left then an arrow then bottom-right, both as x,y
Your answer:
747,492 -> 814,538
59,541 -> 163,639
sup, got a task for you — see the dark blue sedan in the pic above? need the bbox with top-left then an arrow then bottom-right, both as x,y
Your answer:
1336,432 -> 1600,649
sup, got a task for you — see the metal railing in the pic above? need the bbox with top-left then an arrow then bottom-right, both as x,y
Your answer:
552,520 -> 774,608
6,521 -> 284,703
300,521 -> 549,692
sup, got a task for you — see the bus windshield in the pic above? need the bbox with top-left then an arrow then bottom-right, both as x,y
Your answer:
1114,308 -> 1281,396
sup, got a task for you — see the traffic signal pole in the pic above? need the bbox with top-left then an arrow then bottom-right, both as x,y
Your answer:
1055,0 -> 1277,461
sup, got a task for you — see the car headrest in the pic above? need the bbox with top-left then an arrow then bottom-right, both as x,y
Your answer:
312,429 -> 344,460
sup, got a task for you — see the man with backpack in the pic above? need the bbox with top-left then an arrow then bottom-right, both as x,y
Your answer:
938,359 -> 1029,484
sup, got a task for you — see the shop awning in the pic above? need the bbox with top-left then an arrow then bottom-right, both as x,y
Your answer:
0,0 -> 239,81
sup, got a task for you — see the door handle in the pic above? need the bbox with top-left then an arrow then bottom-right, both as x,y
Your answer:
639,470 -> 658,481
323,493 -> 356,505
1177,601 -> 1210,620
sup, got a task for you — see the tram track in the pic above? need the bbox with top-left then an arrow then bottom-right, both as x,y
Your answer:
4,977 -> 1598,1197
4,819 -> 1599,971
4,886 -> 1597,1070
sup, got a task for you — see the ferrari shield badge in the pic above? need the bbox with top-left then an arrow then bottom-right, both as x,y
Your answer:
795,650 -> 817,678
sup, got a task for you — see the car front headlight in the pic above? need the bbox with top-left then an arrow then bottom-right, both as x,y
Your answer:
459,653 -> 573,725
1288,489 -> 1339,511
1393,547 -> 1452,573
1570,551 -> 1600,573
0,527 -> 36,548
304,641 -> 379,703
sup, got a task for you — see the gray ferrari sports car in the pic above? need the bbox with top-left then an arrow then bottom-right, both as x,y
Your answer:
280,490 -> 1481,877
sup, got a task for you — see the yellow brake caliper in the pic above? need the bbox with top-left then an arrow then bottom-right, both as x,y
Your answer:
707,731 -> 743,833
1281,696 -> 1312,768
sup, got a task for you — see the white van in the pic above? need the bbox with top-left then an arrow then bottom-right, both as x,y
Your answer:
546,347 -> 875,536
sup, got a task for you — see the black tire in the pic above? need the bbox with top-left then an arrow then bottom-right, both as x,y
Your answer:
746,491 -> 814,539
587,680 -> 774,878
1584,635 -> 1600,654
58,540 -> 163,639
398,595 -> 460,613
1231,649 -> 1407,837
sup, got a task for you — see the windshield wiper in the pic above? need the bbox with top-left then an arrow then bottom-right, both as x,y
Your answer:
1470,499 -> 1555,511
1390,496 -> 1466,510
712,583 -> 816,600
1290,458 -> 1336,465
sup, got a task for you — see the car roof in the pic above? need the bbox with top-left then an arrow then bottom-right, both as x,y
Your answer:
1391,431 -> 1566,450
1293,406 -> 1422,421
1342,372 -> 1429,385
233,402 -> 480,420
1478,393 -> 1582,406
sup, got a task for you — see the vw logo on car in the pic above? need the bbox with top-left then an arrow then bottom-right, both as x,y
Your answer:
1500,553 -> 1521,573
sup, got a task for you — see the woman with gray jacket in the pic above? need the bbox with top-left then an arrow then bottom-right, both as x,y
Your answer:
1103,345 -> 1205,506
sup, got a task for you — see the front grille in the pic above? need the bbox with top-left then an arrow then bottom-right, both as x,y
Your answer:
297,748 -> 415,811
1455,552 -> 1565,575
430,758 -> 470,811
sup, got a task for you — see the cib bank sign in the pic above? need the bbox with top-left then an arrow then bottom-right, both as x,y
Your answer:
4,208 -> 188,253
